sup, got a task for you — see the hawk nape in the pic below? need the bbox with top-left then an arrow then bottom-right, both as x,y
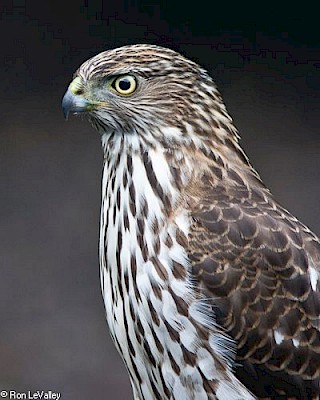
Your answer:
62,44 -> 320,399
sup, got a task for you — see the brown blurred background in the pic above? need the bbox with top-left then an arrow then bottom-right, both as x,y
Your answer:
1,1 -> 320,399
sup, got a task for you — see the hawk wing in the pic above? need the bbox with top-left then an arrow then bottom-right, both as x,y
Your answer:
187,164 -> 320,399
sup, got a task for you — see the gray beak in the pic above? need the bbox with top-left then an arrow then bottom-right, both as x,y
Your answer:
62,89 -> 92,120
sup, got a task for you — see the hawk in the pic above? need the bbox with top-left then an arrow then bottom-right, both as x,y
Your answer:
62,44 -> 320,399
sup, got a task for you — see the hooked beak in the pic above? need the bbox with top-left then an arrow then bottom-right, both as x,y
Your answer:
62,89 -> 94,120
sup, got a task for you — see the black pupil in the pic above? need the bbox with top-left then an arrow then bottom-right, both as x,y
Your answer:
119,78 -> 131,91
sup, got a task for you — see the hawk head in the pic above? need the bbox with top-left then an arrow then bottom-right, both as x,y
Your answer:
62,44 -> 239,149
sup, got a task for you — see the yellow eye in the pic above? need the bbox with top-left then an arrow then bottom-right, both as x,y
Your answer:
112,75 -> 137,95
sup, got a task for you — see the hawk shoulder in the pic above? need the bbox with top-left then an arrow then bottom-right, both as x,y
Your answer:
185,164 -> 320,398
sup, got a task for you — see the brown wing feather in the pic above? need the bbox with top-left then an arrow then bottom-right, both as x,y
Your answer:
187,166 -> 320,399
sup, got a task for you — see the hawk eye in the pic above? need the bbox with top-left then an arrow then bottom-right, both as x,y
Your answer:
112,75 -> 137,95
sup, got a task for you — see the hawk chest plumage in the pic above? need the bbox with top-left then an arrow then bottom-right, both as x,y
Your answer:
98,132 -> 252,400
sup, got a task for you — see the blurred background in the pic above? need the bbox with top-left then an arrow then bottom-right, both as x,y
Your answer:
1,1 -> 320,399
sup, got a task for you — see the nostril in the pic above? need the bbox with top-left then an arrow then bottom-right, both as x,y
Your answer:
74,88 -> 84,95
69,76 -> 84,96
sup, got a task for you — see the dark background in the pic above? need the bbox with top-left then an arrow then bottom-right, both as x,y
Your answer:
1,2 -> 320,399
